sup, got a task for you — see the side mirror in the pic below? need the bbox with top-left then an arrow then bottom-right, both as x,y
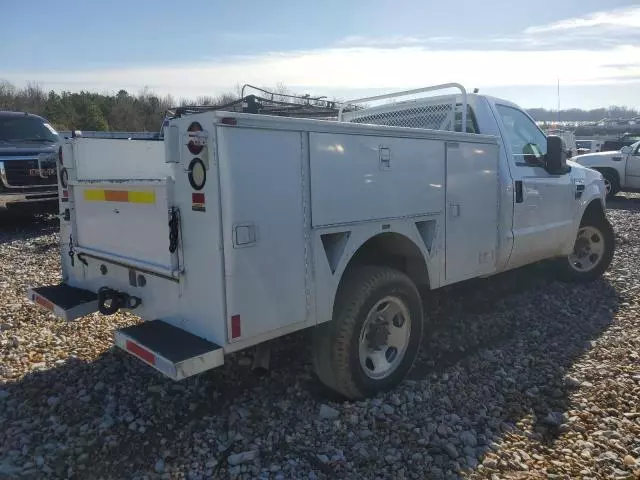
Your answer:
545,135 -> 568,174
621,145 -> 632,154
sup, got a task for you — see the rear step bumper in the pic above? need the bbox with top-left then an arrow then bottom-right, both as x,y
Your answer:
27,284 -> 98,321
115,320 -> 224,381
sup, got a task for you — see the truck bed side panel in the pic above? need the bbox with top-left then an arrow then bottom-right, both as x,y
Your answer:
217,126 -> 309,342
309,133 -> 445,227
444,141 -> 499,284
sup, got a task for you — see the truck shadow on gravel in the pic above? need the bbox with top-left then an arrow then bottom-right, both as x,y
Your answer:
607,195 -> 640,211
0,259 -> 620,478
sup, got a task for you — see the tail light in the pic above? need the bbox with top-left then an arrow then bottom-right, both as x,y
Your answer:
187,122 -> 204,155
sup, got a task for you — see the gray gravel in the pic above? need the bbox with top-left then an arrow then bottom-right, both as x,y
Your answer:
1,197 -> 640,479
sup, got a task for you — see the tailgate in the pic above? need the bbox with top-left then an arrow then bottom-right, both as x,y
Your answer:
71,179 -> 178,275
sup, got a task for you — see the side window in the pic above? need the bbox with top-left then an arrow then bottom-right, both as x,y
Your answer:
454,105 -> 480,133
496,104 -> 547,166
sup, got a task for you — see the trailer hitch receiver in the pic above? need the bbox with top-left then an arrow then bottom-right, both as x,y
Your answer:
97,287 -> 142,315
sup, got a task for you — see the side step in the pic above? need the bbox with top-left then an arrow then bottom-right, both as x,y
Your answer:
27,284 -> 98,321
115,320 -> 224,381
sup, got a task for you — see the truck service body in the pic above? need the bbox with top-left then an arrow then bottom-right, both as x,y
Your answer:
28,84 -> 614,399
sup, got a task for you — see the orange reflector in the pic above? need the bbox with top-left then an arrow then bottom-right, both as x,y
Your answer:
231,315 -> 241,338
126,340 -> 156,365
104,190 -> 129,202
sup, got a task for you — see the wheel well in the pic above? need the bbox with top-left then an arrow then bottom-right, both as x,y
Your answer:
582,198 -> 606,223
593,167 -> 620,186
340,233 -> 429,290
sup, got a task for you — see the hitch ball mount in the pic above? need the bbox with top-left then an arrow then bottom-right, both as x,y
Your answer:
97,286 -> 142,315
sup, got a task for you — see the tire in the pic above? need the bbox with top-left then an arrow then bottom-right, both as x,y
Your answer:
599,170 -> 619,199
312,266 -> 423,400
556,212 -> 615,283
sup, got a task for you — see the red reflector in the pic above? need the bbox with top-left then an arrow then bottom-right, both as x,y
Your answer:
126,340 -> 156,365
231,315 -> 241,338
34,294 -> 54,311
221,117 -> 237,126
192,192 -> 205,204
62,190 -> 69,198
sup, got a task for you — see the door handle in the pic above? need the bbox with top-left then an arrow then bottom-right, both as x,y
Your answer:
515,180 -> 523,203
449,203 -> 460,218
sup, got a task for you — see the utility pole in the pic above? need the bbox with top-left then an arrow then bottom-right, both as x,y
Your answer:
557,78 -> 560,125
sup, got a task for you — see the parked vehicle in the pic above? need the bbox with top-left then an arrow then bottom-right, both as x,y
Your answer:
27,83 -> 614,400
572,140 -> 640,198
601,133 -> 640,152
0,112 -> 61,212
576,139 -> 604,155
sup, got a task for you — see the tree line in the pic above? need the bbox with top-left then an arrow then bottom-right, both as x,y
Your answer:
0,80 -> 637,132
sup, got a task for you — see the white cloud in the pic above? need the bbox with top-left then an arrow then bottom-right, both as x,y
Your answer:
3,45 -> 638,98
525,5 -> 640,33
1,7 -> 639,108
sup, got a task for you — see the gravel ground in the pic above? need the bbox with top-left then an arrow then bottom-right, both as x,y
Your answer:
1,198 -> 639,480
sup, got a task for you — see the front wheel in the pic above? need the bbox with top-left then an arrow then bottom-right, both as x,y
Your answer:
556,214 -> 615,283
312,266 -> 423,400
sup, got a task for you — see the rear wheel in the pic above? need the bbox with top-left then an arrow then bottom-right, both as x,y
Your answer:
556,213 -> 615,283
312,266 -> 423,399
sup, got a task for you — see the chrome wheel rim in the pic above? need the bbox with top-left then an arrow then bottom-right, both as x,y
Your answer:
568,226 -> 605,272
358,296 -> 411,380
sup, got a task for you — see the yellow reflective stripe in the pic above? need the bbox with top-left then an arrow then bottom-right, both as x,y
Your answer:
128,190 -> 156,204
84,189 -> 106,201
83,189 -> 156,204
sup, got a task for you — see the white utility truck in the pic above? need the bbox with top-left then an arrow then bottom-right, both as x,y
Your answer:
28,84 -> 614,400
572,140 -> 640,198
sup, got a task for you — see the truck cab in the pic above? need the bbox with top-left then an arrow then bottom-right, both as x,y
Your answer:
344,92 -> 607,272
0,111 -> 61,212
572,140 -> 640,197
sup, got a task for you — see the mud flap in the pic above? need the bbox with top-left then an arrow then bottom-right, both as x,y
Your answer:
27,284 -> 98,321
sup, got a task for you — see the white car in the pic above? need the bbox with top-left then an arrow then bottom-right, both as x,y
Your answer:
572,140 -> 640,197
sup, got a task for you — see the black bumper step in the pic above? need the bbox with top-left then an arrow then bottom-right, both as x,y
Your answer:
115,320 -> 224,380
28,284 -> 98,321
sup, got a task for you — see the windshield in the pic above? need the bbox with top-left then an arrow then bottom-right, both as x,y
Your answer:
576,140 -> 591,149
0,116 -> 60,143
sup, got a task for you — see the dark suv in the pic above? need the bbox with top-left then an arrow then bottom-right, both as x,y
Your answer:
0,111 -> 61,212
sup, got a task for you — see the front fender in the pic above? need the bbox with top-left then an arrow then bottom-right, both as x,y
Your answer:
560,165 -> 607,255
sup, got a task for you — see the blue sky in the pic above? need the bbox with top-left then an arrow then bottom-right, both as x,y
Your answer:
1,0 -> 639,109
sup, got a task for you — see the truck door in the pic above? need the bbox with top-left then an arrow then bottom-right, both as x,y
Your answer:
624,142 -> 640,188
493,104 -> 575,269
